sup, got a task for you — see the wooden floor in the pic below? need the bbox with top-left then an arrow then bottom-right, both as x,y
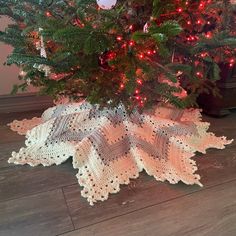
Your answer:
0,110 -> 236,236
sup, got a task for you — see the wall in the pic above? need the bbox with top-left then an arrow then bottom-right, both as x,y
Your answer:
0,17 -> 53,113
0,16 -> 37,95
0,16 -> 20,95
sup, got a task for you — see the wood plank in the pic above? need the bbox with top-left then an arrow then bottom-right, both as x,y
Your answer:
0,109 -> 44,125
0,110 -> 43,145
0,93 -> 53,114
0,125 -> 77,202
0,163 -> 77,203
62,180 -> 236,236
0,189 -> 74,236
63,143 -> 236,229
62,112 -> 236,229
203,110 -> 236,135
63,174 -> 200,229
0,110 -> 44,147
0,109 -> 235,234
0,125 -> 26,144
0,141 -> 24,168
0,139 -> 77,202
0,160 -> 77,202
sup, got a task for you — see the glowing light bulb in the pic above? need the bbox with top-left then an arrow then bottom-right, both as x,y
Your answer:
199,3 -> 204,8
205,32 -> 212,38
196,72 -> 202,77
229,59 -> 235,67
177,8 -> 183,13
129,25 -> 134,30
139,54 -> 144,59
137,79 -> 142,85
129,41 -> 135,46
46,11 -> 52,17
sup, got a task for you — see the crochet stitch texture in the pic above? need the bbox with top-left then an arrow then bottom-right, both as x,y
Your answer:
8,102 -> 233,205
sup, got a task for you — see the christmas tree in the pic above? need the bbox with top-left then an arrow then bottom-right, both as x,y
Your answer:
0,0 -> 235,112
3,0 -> 235,205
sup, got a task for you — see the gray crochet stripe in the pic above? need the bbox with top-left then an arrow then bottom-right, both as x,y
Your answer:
45,109 -> 199,165
44,104 -> 198,167
47,103 -> 93,120
47,115 -> 73,142
52,105 -> 68,118
87,128 -> 170,165
157,122 -> 199,137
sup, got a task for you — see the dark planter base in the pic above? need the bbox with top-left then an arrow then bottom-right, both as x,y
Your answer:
198,64 -> 236,117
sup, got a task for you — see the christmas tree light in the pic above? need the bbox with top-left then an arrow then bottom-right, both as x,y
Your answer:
0,0 -> 235,112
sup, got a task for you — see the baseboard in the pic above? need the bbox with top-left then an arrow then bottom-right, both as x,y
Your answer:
0,93 -> 54,113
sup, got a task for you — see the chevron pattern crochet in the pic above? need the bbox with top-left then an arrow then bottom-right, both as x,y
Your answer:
8,102 -> 233,205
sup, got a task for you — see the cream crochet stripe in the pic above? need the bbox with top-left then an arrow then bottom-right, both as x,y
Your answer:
8,102 -> 233,205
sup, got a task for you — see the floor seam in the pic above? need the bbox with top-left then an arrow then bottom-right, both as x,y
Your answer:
0,184 -> 77,204
57,178 -> 236,235
61,187 -> 76,231
0,177 -> 235,204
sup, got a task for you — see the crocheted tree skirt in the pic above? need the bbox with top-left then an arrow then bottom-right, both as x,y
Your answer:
8,102 -> 233,205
